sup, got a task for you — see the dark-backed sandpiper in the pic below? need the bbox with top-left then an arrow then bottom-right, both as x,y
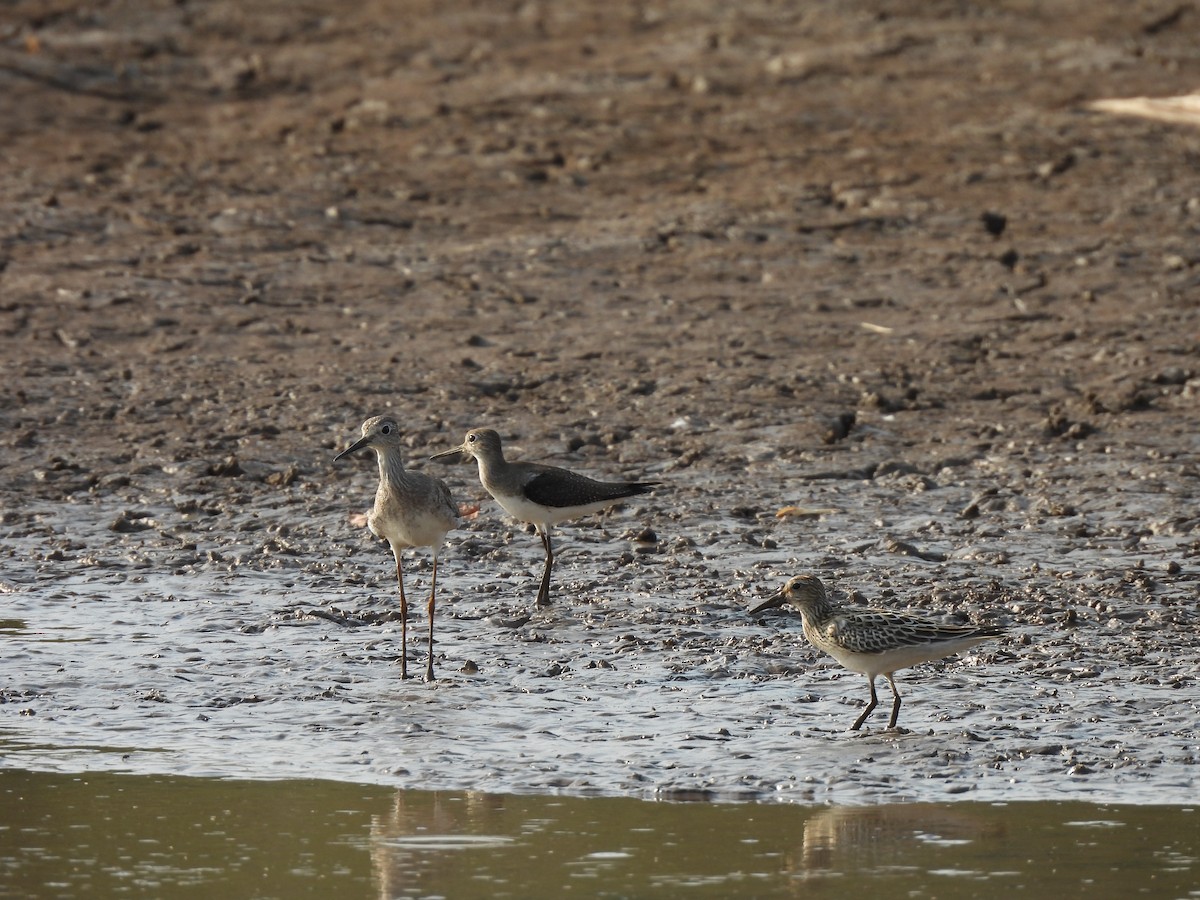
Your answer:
431,428 -> 657,610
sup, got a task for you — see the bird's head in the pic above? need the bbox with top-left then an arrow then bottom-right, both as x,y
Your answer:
430,428 -> 503,464
749,574 -> 829,615
335,415 -> 403,461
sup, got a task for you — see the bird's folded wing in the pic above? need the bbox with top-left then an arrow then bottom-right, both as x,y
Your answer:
829,611 -> 985,654
523,469 -> 635,508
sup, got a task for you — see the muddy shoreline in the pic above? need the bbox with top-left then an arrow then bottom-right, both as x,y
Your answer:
2,1 -> 1199,802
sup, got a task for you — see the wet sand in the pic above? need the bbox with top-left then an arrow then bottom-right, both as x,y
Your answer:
2,1 -> 1199,804
3,459 -> 1197,804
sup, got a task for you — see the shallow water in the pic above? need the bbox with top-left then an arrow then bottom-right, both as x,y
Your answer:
1,769 -> 1195,899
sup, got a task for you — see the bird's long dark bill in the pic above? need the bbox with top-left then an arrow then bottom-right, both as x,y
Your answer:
749,590 -> 787,615
429,445 -> 467,462
334,435 -> 372,461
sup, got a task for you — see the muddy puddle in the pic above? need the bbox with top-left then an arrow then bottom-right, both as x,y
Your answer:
2,769 -> 1196,898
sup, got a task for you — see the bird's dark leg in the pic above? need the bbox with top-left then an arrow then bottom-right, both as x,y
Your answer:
393,548 -> 408,680
535,526 -> 553,608
851,676 -> 879,730
425,553 -> 438,682
885,673 -> 902,729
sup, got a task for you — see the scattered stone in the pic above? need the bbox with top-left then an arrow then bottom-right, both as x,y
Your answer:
823,412 -> 856,444
110,510 -> 155,533
981,211 -> 1007,237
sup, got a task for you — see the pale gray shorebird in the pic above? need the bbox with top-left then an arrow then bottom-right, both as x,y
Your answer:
335,416 -> 457,681
431,428 -> 658,611
751,574 -> 1005,731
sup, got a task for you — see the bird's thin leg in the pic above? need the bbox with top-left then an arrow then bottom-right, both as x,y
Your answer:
393,548 -> 408,680
535,526 -> 553,608
885,673 -> 902,729
425,552 -> 438,682
851,676 -> 879,730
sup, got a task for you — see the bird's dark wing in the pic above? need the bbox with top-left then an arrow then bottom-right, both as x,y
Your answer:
523,466 -> 656,509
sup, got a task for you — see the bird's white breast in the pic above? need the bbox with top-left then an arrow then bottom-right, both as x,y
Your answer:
491,489 -> 620,527
812,626 -> 993,678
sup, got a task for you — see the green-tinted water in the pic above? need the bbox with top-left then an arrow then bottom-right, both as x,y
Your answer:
1,769 -> 1194,898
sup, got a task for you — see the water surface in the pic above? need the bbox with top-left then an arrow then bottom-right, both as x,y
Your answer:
2,770 -> 1195,899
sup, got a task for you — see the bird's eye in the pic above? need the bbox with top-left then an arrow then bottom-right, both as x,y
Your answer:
467,433 -> 477,443
381,424 -> 392,435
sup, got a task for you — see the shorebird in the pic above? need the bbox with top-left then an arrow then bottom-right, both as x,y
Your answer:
751,574 -> 1005,731
335,416 -> 457,681
431,428 -> 657,610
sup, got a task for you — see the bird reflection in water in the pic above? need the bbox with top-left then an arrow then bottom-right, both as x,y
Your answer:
369,791 -> 513,899
788,805 -> 1004,880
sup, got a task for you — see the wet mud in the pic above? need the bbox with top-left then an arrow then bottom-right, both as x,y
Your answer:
2,1 -> 1199,803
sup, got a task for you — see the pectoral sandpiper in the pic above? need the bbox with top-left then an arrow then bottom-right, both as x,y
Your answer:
751,574 -> 1005,731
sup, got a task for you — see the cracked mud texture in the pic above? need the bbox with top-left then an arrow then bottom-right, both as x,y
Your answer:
1,0 -> 1198,802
